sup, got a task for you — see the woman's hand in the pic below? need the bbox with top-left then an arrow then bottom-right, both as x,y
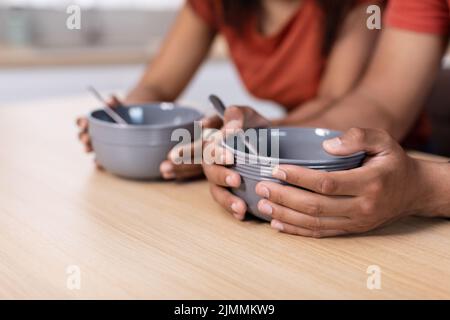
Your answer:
254,128 -> 422,238
202,105 -> 270,219
202,130 -> 247,220
76,95 -> 123,168
162,104 -> 270,180
77,97 -> 222,180
222,105 -> 271,132
159,115 -> 223,180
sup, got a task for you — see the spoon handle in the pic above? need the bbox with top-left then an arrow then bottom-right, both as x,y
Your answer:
209,94 -> 226,120
209,94 -> 258,156
87,86 -> 128,125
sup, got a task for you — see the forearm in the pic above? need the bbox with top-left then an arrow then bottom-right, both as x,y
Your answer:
125,78 -> 176,103
412,159 -> 450,218
272,97 -> 336,127
271,92 -> 401,139
125,3 -> 215,104
300,28 -> 445,140
299,89 -> 406,140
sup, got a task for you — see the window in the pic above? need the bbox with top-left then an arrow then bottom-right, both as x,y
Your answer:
1,0 -> 183,10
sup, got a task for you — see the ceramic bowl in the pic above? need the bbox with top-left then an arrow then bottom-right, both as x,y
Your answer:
222,127 -> 365,221
89,103 -> 203,179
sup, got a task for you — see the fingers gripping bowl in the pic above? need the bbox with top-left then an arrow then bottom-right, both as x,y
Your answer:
89,103 -> 203,180
222,128 -> 366,221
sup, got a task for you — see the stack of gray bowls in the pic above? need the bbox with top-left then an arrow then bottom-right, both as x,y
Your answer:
222,127 -> 365,221
89,103 -> 203,180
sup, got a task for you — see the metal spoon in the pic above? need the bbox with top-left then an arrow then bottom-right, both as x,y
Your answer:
209,94 -> 258,156
87,86 -> 128,125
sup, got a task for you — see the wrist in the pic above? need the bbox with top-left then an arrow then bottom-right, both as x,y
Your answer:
125,84 -> 168,104
410,158 -> 450,218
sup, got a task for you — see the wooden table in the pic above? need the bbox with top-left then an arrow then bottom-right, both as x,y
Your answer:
1,96 -> 449,300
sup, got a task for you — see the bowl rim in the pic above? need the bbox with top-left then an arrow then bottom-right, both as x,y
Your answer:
222,127 -> 366,165
88,103 -> 204,130
233,162 -> 362,173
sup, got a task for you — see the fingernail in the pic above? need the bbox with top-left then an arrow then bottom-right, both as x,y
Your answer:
225,175 -> 235,186
160,161 -> 174,174
162,171 -> 176,180
271,220 -> 284,231
323,137 -> 342,150
272,166 -> 286,180
258,201 -> 273,216
256,185 -> 270,198
231,202 -> 240,214
169,149 -> 182,163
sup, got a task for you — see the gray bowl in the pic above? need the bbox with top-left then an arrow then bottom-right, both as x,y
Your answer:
224,127 -> 365,166
233,161 -> 362,178
222,127 -> 365,221
89,103 -> 203,180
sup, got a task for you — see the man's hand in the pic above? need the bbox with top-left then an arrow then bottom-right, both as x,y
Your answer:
254,128 -> 422,238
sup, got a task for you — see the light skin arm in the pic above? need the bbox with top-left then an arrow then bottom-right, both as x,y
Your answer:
303,28 -> 446,140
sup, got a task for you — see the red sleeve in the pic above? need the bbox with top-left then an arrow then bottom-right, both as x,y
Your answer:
385,0 -> 450,35
187,0 -> 218,30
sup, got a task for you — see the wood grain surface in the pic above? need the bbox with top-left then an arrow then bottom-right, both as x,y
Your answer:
0,96 -> 449,299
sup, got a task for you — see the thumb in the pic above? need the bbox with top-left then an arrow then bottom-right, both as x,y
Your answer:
223,106 -> 245,131
323,128 -> 395,157
106,95 -> 123,108
200,115 -> 223,129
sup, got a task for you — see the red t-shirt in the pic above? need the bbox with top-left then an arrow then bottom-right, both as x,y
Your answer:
189,0 -> 450,146
386,0 -> 450,34
188,0 -> 371,109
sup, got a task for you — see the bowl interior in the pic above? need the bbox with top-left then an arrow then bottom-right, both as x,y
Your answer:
224,127 -> 364,163
91,103 -> 203,128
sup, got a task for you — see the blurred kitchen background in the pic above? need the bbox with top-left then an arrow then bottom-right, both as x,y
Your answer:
0,0 -> 448,155
0,0 -> 281,116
